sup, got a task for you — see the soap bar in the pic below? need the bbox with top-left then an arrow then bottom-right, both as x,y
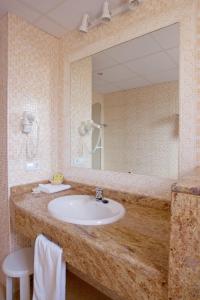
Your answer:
51,173 -> 64,185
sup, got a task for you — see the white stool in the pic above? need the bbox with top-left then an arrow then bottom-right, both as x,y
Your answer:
2,247 -> 34,300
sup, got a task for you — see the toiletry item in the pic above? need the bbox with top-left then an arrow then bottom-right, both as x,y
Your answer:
33,234 -> 66,300
32,187 -> 41,194
39,183 -> 71,194
51,173 -> 64,185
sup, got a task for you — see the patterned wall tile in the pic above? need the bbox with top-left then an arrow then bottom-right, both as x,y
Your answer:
0,14 -> 10,284
0,14 -> 62,281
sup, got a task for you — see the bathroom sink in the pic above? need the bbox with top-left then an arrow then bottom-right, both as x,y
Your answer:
48,195 -> 125,226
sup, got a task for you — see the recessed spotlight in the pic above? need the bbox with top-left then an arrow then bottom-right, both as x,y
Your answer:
101,1 -> 111,22
97,72 -> 104,76
128,0 -> 143,10
79,14 -> 89,33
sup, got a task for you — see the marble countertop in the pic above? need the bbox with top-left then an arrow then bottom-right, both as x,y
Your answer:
172,167 -> 200,195
11,182 -> 170,300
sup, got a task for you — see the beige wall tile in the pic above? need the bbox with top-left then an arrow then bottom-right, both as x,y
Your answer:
102,81 -> 179,178
7,14 -> 62,188
0,14 -> 10,284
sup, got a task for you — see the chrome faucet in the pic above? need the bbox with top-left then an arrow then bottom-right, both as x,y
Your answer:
95,187 -> 103,201
95,187 -> 109,204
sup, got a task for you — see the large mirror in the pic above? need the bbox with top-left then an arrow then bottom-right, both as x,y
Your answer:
70,24 -> 179,179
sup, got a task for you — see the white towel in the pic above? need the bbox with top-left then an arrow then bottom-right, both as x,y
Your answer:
33,234 -> 66,300
39,184 -> 71,194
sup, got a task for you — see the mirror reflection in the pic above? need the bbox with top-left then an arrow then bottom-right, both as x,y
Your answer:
71,24 -> 179,179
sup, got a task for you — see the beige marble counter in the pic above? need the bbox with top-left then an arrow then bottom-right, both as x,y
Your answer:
11,182 -> 170,300
172,167 -> 200,195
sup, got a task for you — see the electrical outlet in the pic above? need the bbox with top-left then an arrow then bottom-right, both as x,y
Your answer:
73,157 -> 87,166
25,161 -> 40,171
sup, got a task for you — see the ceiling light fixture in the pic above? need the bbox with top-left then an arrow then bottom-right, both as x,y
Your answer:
79,13 -> 90,33
79,0 -> 144,33
101,1 -> 112,22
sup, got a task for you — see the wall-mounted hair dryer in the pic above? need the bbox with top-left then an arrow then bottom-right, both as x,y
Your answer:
21,111 -> 40,160
78,120 -> 106,155
21,111 -> 36,134
78,120 -> 101,136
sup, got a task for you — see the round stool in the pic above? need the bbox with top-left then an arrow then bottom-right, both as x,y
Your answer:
2,247 -> 34,300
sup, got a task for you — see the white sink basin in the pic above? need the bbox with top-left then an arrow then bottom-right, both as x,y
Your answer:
48,195 -> 125,226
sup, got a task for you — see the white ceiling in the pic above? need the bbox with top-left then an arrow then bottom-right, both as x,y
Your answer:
0,1 -> 179,92
0,0 -> 126,37
92,24 -> 179,93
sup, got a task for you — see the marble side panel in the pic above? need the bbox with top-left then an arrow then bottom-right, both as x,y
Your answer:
169,192 -> 200,299
11,187 -> 170,300
172,167 -> 200,196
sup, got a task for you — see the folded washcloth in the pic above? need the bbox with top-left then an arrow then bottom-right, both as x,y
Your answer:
38,184 -> 71,194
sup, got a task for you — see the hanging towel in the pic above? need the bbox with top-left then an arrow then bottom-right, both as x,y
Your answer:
38,183 -> 71,194
33,234 -> 66,300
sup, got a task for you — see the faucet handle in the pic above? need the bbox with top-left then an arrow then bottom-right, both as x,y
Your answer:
96,187 -> 103,201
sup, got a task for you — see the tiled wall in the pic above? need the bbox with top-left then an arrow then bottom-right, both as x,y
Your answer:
0,15 -> 10,284
0,13 -> 62,282
7,14 -> 62,252
62,0 -> 197,189
103,81 -> 179,178
196,0 -> 200,164
7,14 -> 61,188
